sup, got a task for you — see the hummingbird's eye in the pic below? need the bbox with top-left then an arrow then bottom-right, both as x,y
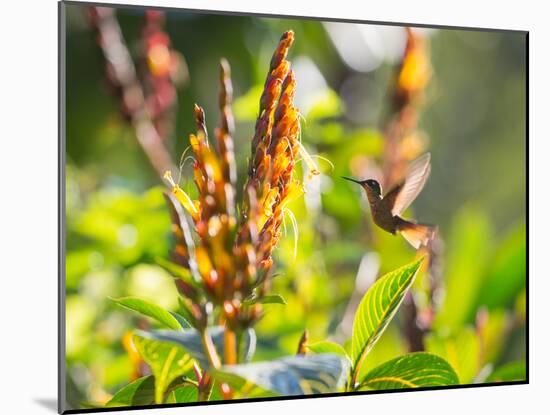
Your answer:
366,180 -> 380,194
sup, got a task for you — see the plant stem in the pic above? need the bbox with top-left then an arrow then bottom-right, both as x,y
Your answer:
296,330 -> 308,355
196,330 -> 221,402
199,328 -> 221,368
403,293 -> 425,352
197,373 -> 214,401
350,368 -> 359,391
223,326 -> 238,364
350,349 -> 369,390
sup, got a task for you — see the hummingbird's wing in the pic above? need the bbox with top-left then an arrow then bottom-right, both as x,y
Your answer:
384,153 -> 431,216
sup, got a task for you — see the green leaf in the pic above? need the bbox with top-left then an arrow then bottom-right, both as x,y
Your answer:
212,354 -> 350,397
208,382 -> 223,401
155,256 -> 198,288
177,297 -> 198,329
487,361 -> 526,382
434,207 -> 493,330
166,386 -> 198,404
136,326 -> 256,368
425,327 -> 480,383
112,297 -> 185,330
307,341 -> 349,359
353,324 -> 408,382
106,376 -> 155,407
351,257 -> 424,380
169,312 -> 191,329
475,223 -> 526,312
478,309 -> 510,365
243,293 -> 287,306
358,353 -> 459,390
133,335 -> 195,404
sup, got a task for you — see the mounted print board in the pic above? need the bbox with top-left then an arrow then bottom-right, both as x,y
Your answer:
59,1 -> 528,413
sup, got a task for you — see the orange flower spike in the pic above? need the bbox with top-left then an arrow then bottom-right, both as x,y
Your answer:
251,31 -> 294,161
161,31 -> 309,330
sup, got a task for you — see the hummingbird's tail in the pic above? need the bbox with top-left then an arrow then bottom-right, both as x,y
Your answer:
395,217 -> 437,249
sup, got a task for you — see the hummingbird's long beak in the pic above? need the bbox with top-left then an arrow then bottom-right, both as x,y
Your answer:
341,176 -> 363,185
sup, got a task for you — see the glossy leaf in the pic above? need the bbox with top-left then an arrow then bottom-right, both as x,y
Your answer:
166,386 -> 198,404
213,354 -> 350,397
358,353 -> 459,390
133,335 -> 195,403
112,297 -> 186,330
351,257 -> 424,379
106,376 -> 155,407
169,312 -> 191,330
136,326 -> 256,368
354,324 -> 408,382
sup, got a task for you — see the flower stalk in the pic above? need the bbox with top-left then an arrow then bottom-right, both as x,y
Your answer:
382,28 -> 438,352
87,7 -> 186,178
162,32 -> 303,380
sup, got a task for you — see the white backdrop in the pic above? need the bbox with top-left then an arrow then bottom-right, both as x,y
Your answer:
0,0 -> 542,414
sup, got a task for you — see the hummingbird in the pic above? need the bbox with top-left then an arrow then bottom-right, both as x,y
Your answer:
343,153 -> 436,249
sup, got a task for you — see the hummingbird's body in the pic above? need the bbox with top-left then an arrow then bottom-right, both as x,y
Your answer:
364,190 -> 398,234
344,153 -> 436,249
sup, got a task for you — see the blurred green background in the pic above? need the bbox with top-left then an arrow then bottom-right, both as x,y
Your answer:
64,4 -> 526,407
